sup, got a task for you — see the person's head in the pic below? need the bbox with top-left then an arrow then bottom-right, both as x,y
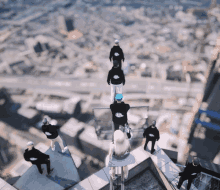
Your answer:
114,130 -> 130,156
115,39 -> 119,46
27,141 -> 34,150
42,115 -> 50,125
115,94 -> 123,103
113,60 -> 119,68
50,119 -> 57,126
192,157 -> 200,166
152,120 -> 156,127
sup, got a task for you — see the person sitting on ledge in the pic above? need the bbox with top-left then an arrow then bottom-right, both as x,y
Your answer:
106,130 -> 131,180
24,141 -> 54,175
177,157 -> 202,190
41,116 -> 68,153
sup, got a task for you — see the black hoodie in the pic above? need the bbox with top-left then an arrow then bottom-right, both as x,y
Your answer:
24,147 -> 49,165
110,102 -> 130,125
42,124 -> 59,139
109,46 -> 125,62
143,125 -> 160,140
107,66 -> 125,85
179,162 -> 202,179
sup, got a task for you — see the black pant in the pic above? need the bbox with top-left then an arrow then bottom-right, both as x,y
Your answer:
113,59 -> 122,69
144,138 -> 156,153
177,176 -> 193,190
36,159 -> 51,174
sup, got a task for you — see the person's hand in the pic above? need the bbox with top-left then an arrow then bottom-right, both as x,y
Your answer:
108,82 -> 110,85
123,82 -> 125,85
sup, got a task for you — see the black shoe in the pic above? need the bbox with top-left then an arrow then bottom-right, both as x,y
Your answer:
47,168 -> 54,176
151,149 -> 156,154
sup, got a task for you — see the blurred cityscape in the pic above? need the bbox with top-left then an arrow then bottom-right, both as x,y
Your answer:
0,0 -> 220,188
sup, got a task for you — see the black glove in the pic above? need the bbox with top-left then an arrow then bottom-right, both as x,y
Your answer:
107,81 -> 110,85
123,82 -> 125,85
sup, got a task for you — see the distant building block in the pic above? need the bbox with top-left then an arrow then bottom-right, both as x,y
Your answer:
67,30 -> 83,40
17,108 -> 38,120
63,97 -> 81,115
58,15 -> 74,33
60,118 -> 84,137
36,101 -> 63,113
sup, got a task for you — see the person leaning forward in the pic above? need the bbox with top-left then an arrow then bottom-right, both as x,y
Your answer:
143,120 -> 160,154
41,116 -> 68,153
24,141 -> 54,175
109,39 -> 125,69
177,157 -> 202,190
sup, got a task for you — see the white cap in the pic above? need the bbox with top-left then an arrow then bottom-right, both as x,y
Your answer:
50,119 -> 57,125
115,39 -> 119,44
27,141 -> 34,146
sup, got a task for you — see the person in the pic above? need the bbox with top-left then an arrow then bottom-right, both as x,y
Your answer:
23,141 -> 54,175
177,157 -> 202,190
107,60 -> 125,103
110,94 -> 132,139
105,130 -> 130,180
109,39 -> 125,69
143,120 -> 160,154
41,116 -> 68,153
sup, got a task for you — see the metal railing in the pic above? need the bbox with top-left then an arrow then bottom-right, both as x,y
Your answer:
92,106 -> 149,140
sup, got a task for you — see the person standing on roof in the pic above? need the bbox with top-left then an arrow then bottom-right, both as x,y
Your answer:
24,141 -> 54,175
107,60 -> 125,103
110,94 -> 132,139
143,120 -> 160,154
41,116 -> 68,153
109,39 -> 125,69
177,157 -> 202,190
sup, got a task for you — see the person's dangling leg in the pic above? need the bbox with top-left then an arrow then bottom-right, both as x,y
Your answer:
56,135 -> 65,151
110,84 -> 116,103
144,138 -> 149,150
177,176 -> 185,189
36,163 -> 43,174
187,178 -> 193,190
151,140 -> 156,154
123,166 -> 129,179
51,139 -> 55,151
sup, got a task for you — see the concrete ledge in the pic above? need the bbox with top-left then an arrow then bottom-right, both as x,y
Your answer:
71,144 -> 186,190
0,178 -> 18,190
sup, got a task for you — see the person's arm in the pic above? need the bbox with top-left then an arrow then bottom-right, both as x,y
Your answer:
109,48 -> 113,61
121,48 -> 125,62
157,129 -> 160,141
107,70 -> 111,85
126,104 -> 130,112
23,152 -> 30,161
121,70 -> 125,85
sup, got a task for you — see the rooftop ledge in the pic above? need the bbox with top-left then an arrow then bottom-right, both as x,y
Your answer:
1,144 -> 199,190
70,144 -> 198,190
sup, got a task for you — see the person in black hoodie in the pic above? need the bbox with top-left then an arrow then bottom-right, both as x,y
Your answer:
24,141 -> 54,175
177,157 -> 202,190
109,39 -> 125,69
110,94 -> 132,139
41,116 -> 68,153
107,60 -> 125,103
143,120 -> 160,154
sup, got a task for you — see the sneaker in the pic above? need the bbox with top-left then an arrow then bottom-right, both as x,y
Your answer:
51,146 -> 55,151
47,168 -> 54,176
151,149 -> 156,154
62,146 -> 68,153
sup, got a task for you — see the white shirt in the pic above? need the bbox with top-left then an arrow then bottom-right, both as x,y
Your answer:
45,132 -> 52,136
114,52 -> 119,56
113,75 -> 120,79
30,157 -> 37,161
149,134 -> 154,137
115,112 -> 124,118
